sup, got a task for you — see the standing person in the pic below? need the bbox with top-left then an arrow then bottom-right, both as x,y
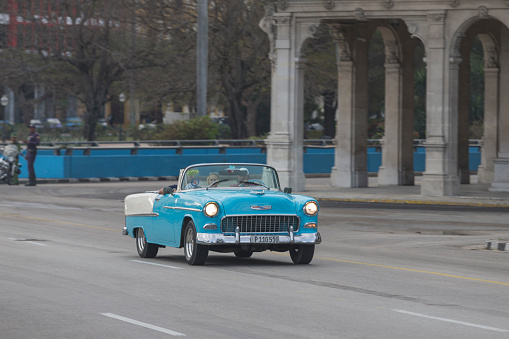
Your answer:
24,124 -> 40,186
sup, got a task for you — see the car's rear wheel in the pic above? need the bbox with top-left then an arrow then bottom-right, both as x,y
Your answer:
184,220 -> 208,265
136,228 -> 158,258
289,244 -> 315,264
234,249 -> 253,258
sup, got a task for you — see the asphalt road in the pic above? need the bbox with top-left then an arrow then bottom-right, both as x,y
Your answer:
1,182 -> 509,338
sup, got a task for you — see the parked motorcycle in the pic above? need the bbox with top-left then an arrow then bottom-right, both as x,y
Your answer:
0,144 -> 22,185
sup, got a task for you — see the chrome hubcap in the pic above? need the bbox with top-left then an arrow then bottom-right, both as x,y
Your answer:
185,228 -> 194,259
137,229 -> 145,251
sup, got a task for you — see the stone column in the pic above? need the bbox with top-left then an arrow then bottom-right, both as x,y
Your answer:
478,65 -> 499,183
420,12 -> 459,196
491,25 -> 509,191
378,61 -> 402,185
330,23 -> 369,188
378,30 -> 415,186
265,13 -> 306,191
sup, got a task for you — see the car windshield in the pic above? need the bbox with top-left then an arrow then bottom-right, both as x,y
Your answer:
181,164 -> 280,191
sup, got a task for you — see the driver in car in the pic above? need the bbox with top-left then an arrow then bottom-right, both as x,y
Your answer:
230,168 -> 250,187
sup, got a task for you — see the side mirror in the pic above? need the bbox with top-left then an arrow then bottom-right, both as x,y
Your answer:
162,186 -> 174,195
284,187 -> 292,194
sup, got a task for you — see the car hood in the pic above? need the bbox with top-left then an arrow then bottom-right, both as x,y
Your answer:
196,189 -> 300,215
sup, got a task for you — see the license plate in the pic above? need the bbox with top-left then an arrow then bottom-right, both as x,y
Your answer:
250,235 -> 279,243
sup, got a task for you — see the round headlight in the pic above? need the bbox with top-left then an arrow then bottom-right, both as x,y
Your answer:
303,201 -> 318,216
204,202 -> 219,217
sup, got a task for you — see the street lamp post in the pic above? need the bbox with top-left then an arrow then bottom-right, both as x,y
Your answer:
1,95 -> 8,143
119,93 -> 125,141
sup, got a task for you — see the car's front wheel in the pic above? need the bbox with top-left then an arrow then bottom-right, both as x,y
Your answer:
184,220 -> 209,265
289,244 -> 315,264
136,228 -> 158,258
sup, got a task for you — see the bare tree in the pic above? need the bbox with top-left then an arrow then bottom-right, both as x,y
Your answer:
208,1 -> 271,139
1,0 -> 196,140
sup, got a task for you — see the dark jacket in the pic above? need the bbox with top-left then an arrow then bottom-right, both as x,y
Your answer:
27,132 -> 40,152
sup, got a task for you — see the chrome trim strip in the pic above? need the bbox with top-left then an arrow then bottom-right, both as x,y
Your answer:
196,232 -> 321,245
126,213 -> 159,217
250,205 -> 272,210
221,213 -> 297,217
164,206 -> 201,212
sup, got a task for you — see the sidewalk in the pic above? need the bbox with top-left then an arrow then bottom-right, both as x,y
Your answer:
18,174 -> 509,208
299,175 -> 509,208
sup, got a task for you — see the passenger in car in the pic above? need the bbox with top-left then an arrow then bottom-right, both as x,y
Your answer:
207,172 -> 220,186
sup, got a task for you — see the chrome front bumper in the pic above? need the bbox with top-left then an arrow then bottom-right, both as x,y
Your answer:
196,232 -> 321,245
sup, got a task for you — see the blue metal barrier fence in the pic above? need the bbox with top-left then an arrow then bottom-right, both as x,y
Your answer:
2,139 -> 481,179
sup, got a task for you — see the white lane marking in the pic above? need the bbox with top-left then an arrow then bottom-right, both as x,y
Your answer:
101,313 -> 185,336
393,309 -> 509,333
130,259 -> 183,270
25,241 -> 48,246
8,238 -> 48,246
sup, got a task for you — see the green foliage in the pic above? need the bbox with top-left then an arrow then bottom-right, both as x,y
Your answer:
216,123 -> 232,139
368,118 -> 385,139
470,37 -> 485,123
149,117 -> 219,140
414,60 -> 427,139
469,120 -> 483,139
368,30 -> 386,122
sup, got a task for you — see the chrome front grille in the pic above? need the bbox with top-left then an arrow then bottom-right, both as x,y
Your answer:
221,215 -> 299,234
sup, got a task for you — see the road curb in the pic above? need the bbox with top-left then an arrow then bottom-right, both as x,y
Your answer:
315,197 -> 509,208
485,241 -> 509,251
21,176 -> 178,184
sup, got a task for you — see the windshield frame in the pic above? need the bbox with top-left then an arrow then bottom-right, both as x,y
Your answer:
177,163 -> 281,192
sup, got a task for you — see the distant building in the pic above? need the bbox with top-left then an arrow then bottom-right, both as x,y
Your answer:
0,1 -> 87,124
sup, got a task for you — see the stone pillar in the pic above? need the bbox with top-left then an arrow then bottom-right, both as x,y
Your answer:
330,23 -> 369,188
421,12 -> 459,196
491,25 -> 509,191
478,66 -> 499,183
378,62 -> 402,185
378,30 -> 415,186
265,13 -> 306,191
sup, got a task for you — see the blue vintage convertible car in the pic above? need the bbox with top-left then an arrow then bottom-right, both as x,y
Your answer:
123,163 -> 321,265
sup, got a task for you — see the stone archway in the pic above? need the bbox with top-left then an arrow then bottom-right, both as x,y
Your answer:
262,1 -> 509,196
450,16 -> 509,191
